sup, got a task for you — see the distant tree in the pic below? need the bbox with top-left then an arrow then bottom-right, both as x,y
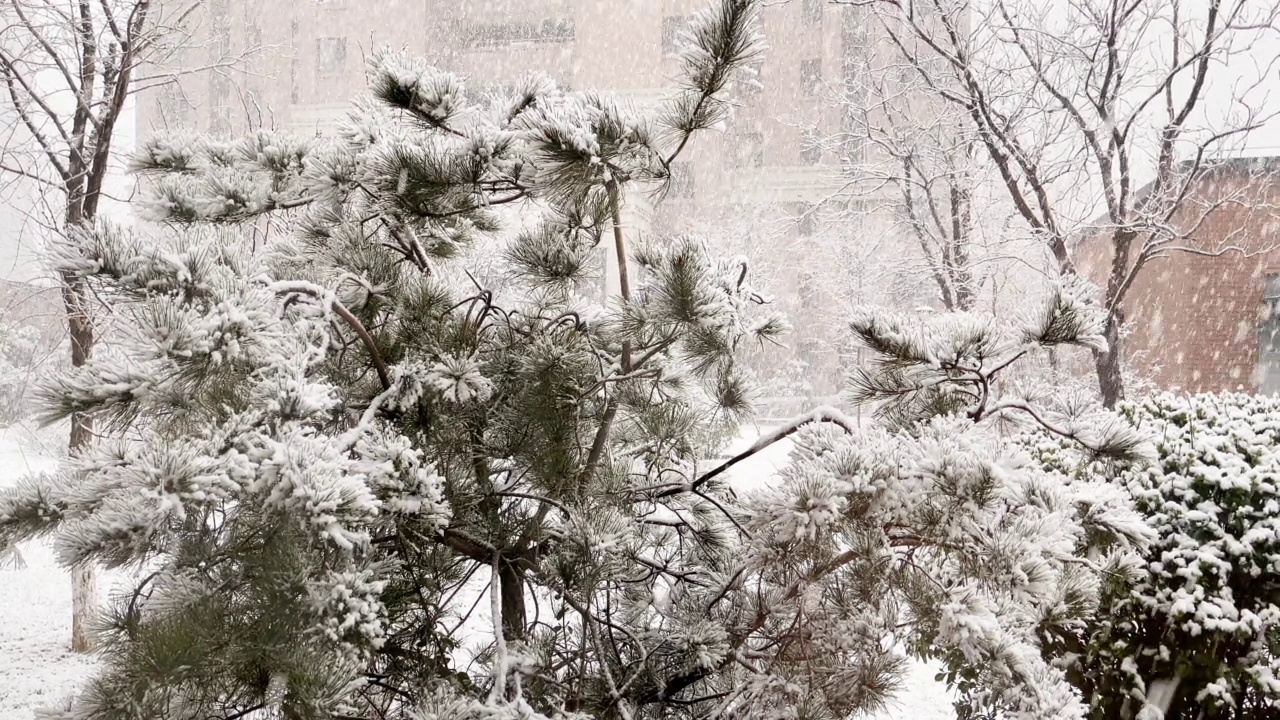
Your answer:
841,0 -> 1280,407
816,8 -> 984,312
0,0 -> 199,652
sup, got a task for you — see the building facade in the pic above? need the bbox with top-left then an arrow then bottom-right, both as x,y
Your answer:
1075,158 -> 1280,394
140,0 -> 924,399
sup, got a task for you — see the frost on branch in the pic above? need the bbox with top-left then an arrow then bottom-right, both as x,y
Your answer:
734,414 -> 1151,719
846,279 -> 1153,464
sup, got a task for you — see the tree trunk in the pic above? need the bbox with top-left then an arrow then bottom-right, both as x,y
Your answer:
62,267 -> 97,653
498,559 -> 526,642
70,560 -> 97,652
1094,317 -> 1125,409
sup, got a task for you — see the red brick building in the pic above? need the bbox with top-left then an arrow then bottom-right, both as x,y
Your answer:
1075,158 -> 1280,394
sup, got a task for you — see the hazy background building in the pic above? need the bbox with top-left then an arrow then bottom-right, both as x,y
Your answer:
136,0 -> 910,403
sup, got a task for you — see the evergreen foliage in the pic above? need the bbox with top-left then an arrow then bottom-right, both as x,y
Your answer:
822,286 -> 1158,718
0,3 -> 1175,718
1033,392 -> 1280,719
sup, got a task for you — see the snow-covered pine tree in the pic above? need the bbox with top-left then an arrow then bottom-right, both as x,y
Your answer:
0,2 -> 922,718
738,281 -> 1155,718
0,3 -> 1161,717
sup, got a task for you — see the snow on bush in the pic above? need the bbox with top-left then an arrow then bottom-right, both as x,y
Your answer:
1031,392 -> 1280,718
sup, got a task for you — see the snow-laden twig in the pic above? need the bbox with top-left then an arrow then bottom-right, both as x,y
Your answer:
656,405 -> 857,498
271,280 -> 392,389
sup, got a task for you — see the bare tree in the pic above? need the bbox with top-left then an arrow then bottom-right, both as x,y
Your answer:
827,10 -> 982,311
0,0 -> 221,652
838,0 -> 1280,406
791,5 -> 1047,326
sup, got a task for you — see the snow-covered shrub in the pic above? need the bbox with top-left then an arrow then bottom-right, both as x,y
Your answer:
1053,392 -> 1280,718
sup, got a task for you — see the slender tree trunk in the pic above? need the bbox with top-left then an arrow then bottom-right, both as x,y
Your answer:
62,268 -> 98,652
1098,229 -> 1136,410
1094,316 -> 1125,409
498,559 -> 526,642
70,560 -> 97,651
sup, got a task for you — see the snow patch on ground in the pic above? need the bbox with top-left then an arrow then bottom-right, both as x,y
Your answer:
0,424 -> 100,718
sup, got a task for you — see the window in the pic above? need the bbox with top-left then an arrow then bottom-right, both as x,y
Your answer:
803,0 -> 824,25
211,29 -> 231,62
457,18 -> 574,49
247,25 -> 263,51
317,37 -> 347,77
800,127 -> 822,165
843,197 -> 873,215
801,59 -> 822,95
896,63 -> 917,87
737,60 -> 764,96
797,202 -> 818,236
731,132 -> 765,168
210,112 -> 232,139
841,136 -> 868,166
1259,274 -> 1280,393
157,85 -> 192,128
210,71 -> 232,137
662,15 -> 689,55
799,271 -> 818,308
668,162 -> 695,199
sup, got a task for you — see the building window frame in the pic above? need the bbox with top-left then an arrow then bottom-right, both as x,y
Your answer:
802,0 -> 824,25
801,58 -> 822,95
800,127 -> 822,165
662,15 -> 690,56
731,131 -> 765,168
317,36 -> 348,78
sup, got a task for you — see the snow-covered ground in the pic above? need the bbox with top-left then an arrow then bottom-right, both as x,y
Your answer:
0,422 -> 954,719
0,424 -> 99,717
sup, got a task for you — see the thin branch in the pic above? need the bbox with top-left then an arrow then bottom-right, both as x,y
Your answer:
270,281 -> 391,390
656,406 -> 858,499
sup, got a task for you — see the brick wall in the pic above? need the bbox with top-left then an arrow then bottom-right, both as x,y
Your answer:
1075,163 -> 1280,393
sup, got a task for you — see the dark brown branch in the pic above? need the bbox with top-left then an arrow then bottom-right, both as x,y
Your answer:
330,301 -> 392,390
655,406 -> 857,499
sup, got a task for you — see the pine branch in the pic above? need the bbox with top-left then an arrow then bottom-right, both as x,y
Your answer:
655,405 -> 857,499
607,179 -> 633,374
577,398 -> 619,492
271,281 -> 391,390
